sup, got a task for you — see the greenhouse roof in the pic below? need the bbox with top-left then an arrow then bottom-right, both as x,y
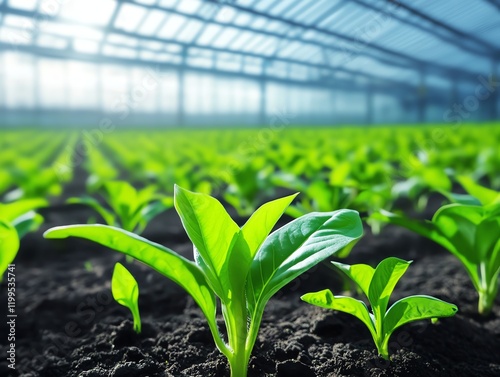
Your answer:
0,0 -> 499,91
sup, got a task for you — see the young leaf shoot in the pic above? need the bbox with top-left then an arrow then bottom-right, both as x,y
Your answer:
301,257 -> 458,359
112,262 -> 141,334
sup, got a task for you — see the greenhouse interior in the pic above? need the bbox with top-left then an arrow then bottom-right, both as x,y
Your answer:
1,1 -> 500,376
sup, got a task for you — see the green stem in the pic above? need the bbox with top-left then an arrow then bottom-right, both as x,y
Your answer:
132,306 -> 141,334
224,301 -> 250,377
228,349 -> 249,377
478,289 -> 495,316
377,336 -> 390,360
373,307 -> 389,359
477,263 -> 498,316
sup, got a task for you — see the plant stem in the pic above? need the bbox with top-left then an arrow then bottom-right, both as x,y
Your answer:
478,290 -> 493,316
374,307 -> 389,359
229,349 -> 249,377
224,301 -> 250,377
377,337 -> 390,360
132,306 -> 141,334
477,263 -> 498,316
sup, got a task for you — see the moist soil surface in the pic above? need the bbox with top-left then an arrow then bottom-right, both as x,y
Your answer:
1,195 -> 500,377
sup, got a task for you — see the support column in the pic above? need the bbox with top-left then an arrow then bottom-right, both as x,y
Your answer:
177,47 -> 186,127
366,84 -> 373,125
0,53 -> 4,111
259,78 -> 266,126
450,75 -> 459,109
491,60 -> 498,121
418,68 -> 426,123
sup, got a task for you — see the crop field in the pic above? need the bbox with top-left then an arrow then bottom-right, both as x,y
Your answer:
1,123 -> 500,377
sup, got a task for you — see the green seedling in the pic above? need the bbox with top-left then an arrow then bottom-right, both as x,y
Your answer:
68,180 -> 173,235
112,262 -> 141,334
0,199 -> 47,279
302,257 -> 458,359
374,177 -> 500,315
44,185 -> 363,377
223,161 -> 275,216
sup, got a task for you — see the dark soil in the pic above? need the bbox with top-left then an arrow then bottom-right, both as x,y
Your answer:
1,193 -> 500,377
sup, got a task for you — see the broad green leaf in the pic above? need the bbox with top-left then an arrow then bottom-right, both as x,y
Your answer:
475,218 -> 500,262
384,295 -> 458,336
301,289 -> 375,337
237,193 -> 299,264
226,194 -> 298,302
67,196 -> 116,226
0,198 -> 47,223
488,240 -> 500,284
457,176 -> 500,206
247,209 -> 363,315
103,181 -> 137,219
136,185 -> 160,207
0,220 -> 20,277
433,205 -> 484,284
135,199 -> 174,233
368,258 -> 411,314
372,210 -> 456,256
174,185 -> 239,300
439,191 -> 481,206
12,211 -> 44,238
331,261 -> 375,297
112,262 -> 141,333
43,225 -> 217,332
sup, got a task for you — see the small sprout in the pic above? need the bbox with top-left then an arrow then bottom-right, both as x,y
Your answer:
111,262 -> 141,334
301,257 -> 458,360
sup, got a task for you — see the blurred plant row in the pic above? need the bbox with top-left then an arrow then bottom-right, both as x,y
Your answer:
2,124 -> 499,219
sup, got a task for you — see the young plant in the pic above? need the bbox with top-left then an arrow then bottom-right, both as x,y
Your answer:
374,178 -> 500,315
68,180 -> 173,235
301,257 -> 458,359
0,198 -> 47,279
112,262 -> 141,334
44,185 -> 363,377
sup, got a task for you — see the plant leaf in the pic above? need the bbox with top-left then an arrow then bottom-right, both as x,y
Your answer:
247,209 -> 363,315
112,262 -> 141,333
0,220 -> 20,277
331,261 -> 375,298
301,289 -> 375,337
384,295 -> 458,336
433,204 -> 485,287
0,198 -> 47,223
12,211 -> 44,238
371,210 -> 449,247
67,196 -> 116,226
43,225 -> 217,331
103,181 -> 137,221
368,258 -> 411,314
225,194 -> 298,303
457,176 -> 500,206
174,185 -> 239,300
